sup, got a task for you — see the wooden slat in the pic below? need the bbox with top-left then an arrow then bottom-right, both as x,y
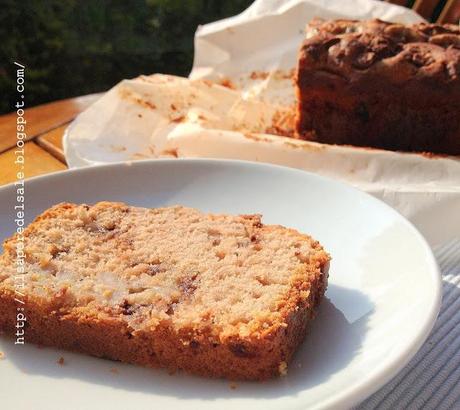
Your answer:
35,124 -> 68,164
0,93 -> 102,154
413,0 -> 441,20
0,141 -> 67,186
437,0 -> 460,23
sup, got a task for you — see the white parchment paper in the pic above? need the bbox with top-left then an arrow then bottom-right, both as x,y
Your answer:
64,0 -> 460,246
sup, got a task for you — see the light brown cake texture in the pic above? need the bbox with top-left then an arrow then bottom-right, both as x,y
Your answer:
0,202 -> 330,380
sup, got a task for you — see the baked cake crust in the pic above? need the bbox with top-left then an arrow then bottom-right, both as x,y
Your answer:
295,19 -> 460,155
0,202 -> 330,380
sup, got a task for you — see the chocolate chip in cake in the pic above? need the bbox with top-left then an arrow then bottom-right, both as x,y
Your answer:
229,343 -> 256,358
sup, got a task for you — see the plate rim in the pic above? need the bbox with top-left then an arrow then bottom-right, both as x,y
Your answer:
0,158 -> 442,409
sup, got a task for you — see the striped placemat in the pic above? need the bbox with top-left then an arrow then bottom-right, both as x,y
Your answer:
357,239 -> 460,409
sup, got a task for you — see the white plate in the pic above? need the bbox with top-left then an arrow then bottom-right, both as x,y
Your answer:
0,159 -> 440,410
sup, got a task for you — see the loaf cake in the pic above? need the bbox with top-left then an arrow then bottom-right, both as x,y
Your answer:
295,19 -> 460,155
0,202 -> 330,380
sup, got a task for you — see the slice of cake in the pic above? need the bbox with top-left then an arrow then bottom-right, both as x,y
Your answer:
295,19 -> 460,155
0,202 -> 330,380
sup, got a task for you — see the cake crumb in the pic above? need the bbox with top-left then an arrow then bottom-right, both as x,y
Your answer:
250,71 -> 269,80
161,148 -> 179,158
0,202 -> 329,380
110,367 -> 119,374
229,382 -> 238,390
219,78 -> 236,89
110,145 -> 127,153
170,115 -> 185,123
278,361 -> 288,376
0,351 -> 4,359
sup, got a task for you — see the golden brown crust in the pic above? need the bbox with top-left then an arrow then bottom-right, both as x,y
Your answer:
295,19 -> 460,155
0,202 -> 330,380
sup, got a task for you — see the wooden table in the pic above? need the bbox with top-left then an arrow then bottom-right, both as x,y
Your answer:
0,94 -> 101,186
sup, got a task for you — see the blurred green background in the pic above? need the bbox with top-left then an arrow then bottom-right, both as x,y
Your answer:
0,0 -> 253,114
